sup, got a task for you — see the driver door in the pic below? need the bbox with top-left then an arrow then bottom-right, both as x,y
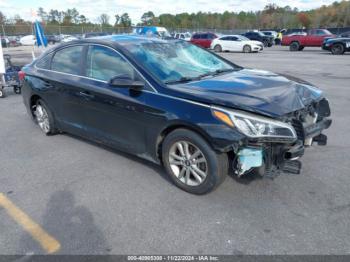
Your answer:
78,45 -> 149,154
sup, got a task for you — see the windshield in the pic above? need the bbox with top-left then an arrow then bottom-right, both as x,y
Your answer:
127,41 -> 237,84
238,35 -> 249,41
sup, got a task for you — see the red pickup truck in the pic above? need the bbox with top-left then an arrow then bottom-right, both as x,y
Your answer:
282,29 -> 336,51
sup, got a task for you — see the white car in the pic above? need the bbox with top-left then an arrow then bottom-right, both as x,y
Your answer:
20,35 -> 36,46
174,32 -> 191,41
61,35 -> 79,43
210,35 -> 264,53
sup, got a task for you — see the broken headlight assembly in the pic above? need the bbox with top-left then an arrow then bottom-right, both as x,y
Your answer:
212,107 -> 297,142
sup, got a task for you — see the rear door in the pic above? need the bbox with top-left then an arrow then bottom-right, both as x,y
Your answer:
48,45 -> 88,136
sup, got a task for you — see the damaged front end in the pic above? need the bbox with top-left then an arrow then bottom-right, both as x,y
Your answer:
212,98 -> 332,178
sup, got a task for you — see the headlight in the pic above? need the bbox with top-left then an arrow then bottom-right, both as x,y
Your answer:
212,107 -> 297,140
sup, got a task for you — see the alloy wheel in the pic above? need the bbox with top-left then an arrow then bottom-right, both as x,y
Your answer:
168,140 -> 208,186
35,104 -> 50,133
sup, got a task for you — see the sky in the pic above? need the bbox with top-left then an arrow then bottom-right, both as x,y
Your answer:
0,0 -> 337,24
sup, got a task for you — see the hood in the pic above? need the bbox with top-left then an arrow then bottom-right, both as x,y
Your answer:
168,69 -> 323,118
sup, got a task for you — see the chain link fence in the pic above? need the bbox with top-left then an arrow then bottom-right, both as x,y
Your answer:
1,24 -> 350,38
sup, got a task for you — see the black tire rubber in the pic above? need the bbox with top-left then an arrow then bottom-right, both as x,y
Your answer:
162,128 -> 228,195
290,42 -> 300,51
214,45 -> 222,52
243,45 -> 252,53
298,46 -> 305,51
13,86 -> 21,94
34,99 -> 58,135
331,43 -> 345,55
0,89 -> 5,98
267,42 -> 273,47
263,40 -> 269,47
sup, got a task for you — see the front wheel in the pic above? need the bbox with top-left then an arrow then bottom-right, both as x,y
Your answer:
331,43 -> 345,55
243,45 -> 252,53
33,99 -> 58,135
0,89 -> 4,98
162,129 -> 228,194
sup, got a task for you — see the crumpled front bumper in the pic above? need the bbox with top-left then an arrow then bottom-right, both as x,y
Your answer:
234,98 -> 332,177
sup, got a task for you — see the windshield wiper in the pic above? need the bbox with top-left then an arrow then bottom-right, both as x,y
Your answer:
165,76 -> 201,84
211,68 -> 236,75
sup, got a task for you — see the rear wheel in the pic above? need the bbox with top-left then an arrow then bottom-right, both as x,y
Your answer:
214,45 -> 222,52
243,45 -> 252,53
0,89 -> 4,98
162,129 -> 228,194
331,43 -> 345,55
263,40 -> 269,47
33,99 -> 57,135
290,41 -> 300,51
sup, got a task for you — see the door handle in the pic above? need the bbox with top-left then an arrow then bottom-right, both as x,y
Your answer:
78,91 -> 94,99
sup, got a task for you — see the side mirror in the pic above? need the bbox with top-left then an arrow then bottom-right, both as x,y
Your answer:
109,75 -> 144,90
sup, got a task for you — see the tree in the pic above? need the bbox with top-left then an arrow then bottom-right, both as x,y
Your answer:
297,13 -> 311,28
141,11 -> 156,25
98,13 -> 110,26
0,11 -> 6,24
37,7 -> 47,22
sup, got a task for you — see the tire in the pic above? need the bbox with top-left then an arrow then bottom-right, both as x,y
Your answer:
214,45 -> 222,52
331,43 -> 345,55
298,46 -> 305,51
290,41 -> 300,51
243,45 -> 252,53
267,42 -> 273,47
162,128 -> 228,195
0,89 -> 4,98
263,40 -> 268,47
13,86 -> 21,94
33,99 -> 58,135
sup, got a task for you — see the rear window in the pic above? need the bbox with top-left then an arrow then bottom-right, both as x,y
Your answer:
51,46 -> 83,75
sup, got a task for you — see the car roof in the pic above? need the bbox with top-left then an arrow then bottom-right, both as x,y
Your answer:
47,34 -> 178,51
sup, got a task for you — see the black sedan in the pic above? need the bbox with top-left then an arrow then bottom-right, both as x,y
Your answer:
21,35 -> 331,194
322,37 -> 350,55
241,31 -> 274,47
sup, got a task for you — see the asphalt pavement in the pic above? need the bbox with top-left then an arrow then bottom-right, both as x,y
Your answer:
0,45 -> 349,255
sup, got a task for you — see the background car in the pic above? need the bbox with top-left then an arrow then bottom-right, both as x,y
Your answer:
190,32 -> 218,48
83,32 -> 109,38
174,32 -> 191,41
322,37 -> 350,55
282,29 -> 335,51
19,35 -> 36,46
210,35 -> 263,53
61,35 -> 79,43
46,35 -> 61,45
1,37 -> 10,47
241,31 -> 274,47
339,31 -> 350,38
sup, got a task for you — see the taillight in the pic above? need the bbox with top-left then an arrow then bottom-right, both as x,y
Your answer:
18,71 -> 26,81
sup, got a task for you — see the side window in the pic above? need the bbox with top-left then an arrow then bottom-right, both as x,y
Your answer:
231,36 -> 238,41
86,45 -> 135,82
316,30 -> 326,36
51,46 -> 83,75
220,36 -> 229,41
36,53 -> 53,69
192,34 -> 200,39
